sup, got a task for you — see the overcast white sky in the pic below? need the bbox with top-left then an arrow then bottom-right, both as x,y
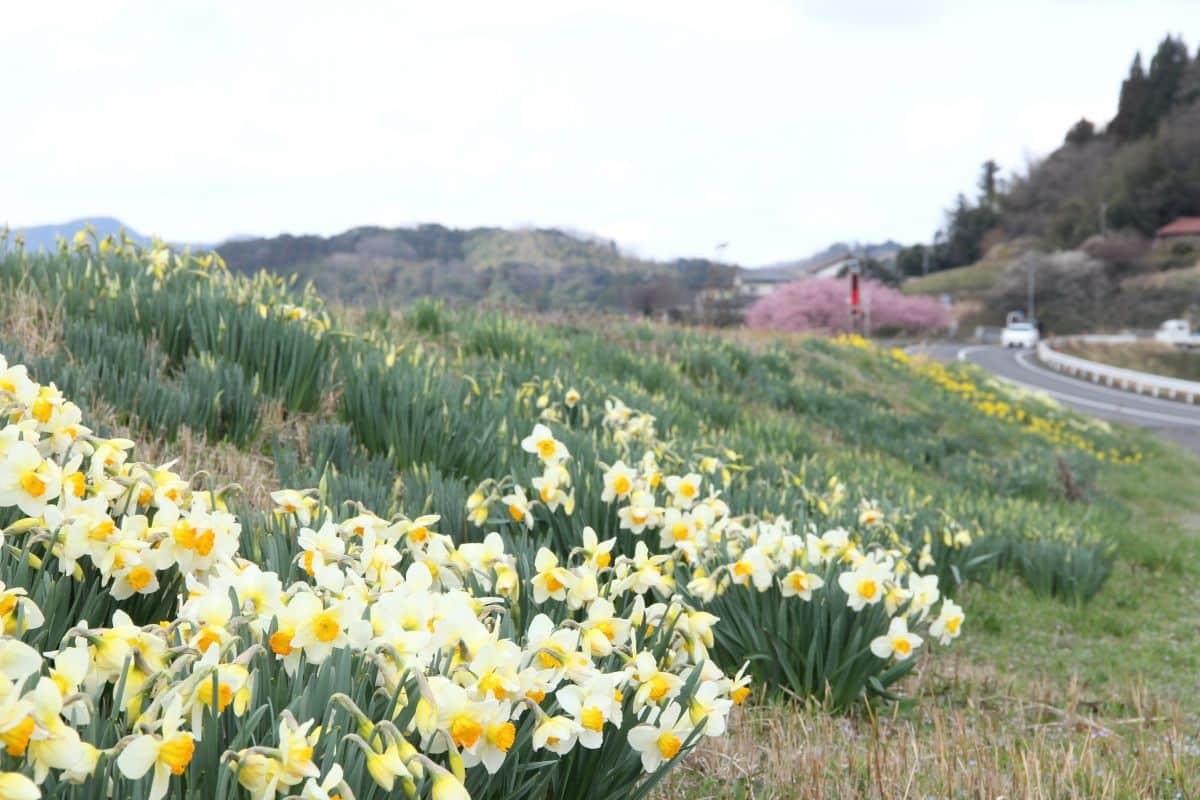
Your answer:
1,1 -> 1193,264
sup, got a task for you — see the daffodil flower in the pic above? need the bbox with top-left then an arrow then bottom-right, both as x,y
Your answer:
869,617 -> 923,661
628,702 -> 692,772
116,696 -> 196,800
0,772 -> 38,800
520,423 -> 569,464
837,561 -> 890,611
929,599 -> 965,645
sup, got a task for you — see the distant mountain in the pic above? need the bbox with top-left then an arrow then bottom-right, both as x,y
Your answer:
218,233 -> 261,244
762,240 -> 904,274
4,216 -> 152,251
216,223 -> 739,314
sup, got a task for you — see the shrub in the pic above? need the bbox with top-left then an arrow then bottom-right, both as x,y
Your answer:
987,250 -> 1112,334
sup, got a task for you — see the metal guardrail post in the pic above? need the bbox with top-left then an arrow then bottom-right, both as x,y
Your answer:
1036,336 -> 1200,405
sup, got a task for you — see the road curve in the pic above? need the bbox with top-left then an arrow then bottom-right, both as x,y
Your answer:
914,344 -> 1200,454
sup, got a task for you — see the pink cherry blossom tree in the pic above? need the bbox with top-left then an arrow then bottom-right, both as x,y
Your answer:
745,277 -> 949,335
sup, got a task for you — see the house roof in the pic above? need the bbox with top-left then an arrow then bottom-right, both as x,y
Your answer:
798,252 -> 857,276
1157,217 -> 1200,237
741,267 -> 795,283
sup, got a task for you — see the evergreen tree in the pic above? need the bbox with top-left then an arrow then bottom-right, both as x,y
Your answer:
1175,45 -> 1200,106
1138,35 -> 1190,135
939,189 -> 999,269
1110,52 -> 1147,140
978,159 -> 1001,206
1064,118 -> 1096,146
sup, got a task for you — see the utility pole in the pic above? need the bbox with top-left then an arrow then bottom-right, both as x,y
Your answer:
848,261 -> 861,334
858,244 -> 869,336
1027,262 -> 1036,323
709,242 -> 729,325
1099,202 -> 1108,236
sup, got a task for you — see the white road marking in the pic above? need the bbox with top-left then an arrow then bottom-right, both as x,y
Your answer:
1011,350 -> 1197,408
1012,353 -> 1200,425
956,345 -> 989,362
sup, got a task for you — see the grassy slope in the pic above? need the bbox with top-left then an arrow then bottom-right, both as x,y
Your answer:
666,430 -> 1200,799
3,248 -> 1199,798
900,240 -> 1038,299
968,433 -> 1200,700
375,310 -> 1200,795
901,258 -> 1007,297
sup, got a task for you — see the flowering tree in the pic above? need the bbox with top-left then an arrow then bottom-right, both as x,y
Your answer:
745,277 -> 950,335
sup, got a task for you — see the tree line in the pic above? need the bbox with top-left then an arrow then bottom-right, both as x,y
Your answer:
898,34 -> 1200,277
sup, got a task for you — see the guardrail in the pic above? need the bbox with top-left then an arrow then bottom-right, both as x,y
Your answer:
1037,335 -> 1200,404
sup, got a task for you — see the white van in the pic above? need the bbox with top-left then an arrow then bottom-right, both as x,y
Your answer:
1001,321 -> 1039,348
1154,319 -> 1200,347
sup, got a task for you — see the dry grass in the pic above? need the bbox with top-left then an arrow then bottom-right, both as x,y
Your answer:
0,285 -> 63,358
1057,340 -> 1200,383
661,668 -> 1197,800
85,397 -> 281,511
1121,264 -> 1200,292
0,288 -> 286,511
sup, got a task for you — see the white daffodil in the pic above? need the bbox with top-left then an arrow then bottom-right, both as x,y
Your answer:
532,713 -> 578,755
520,423 -> 569,463
664,473 -> 702,509
531,548 -> 577,604
300,763 -> 345,800
628,702 -> 692,772
779,569 -> 824,600
617,489 -> 660,535
116,696 -> 196,800
837,561 -> 890,611
688,680 -> 733,736
906,573 -> 941,619
601,460 -> 638,503
501,486 -> 534,529
869,617 -> 923,661
556,675 -> 623,749
0,441 -> 61,516
0,772 -> 38,800
929,599 -> 965,645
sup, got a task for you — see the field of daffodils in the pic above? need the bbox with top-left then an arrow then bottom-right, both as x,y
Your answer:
0,228 -> 1185,799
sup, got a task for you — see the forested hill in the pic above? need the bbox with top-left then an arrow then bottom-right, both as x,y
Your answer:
897,34 -> 1200,276
216,224 -> 737,313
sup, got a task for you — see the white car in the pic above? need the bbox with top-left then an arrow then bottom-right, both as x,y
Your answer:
1154,319 -> 1200,348
1001,322 -> 1039,348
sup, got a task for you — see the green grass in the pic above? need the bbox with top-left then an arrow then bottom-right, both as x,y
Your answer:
902,260 -> 1003,297
901,257 -> 1008,297
964,429 -> 1200,704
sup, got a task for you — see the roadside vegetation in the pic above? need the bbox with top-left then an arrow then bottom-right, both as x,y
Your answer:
1057,339 -> 1200,382
0,231 -> 1196,798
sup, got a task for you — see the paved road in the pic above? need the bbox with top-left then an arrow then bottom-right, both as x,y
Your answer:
914,343 -> 1200,454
